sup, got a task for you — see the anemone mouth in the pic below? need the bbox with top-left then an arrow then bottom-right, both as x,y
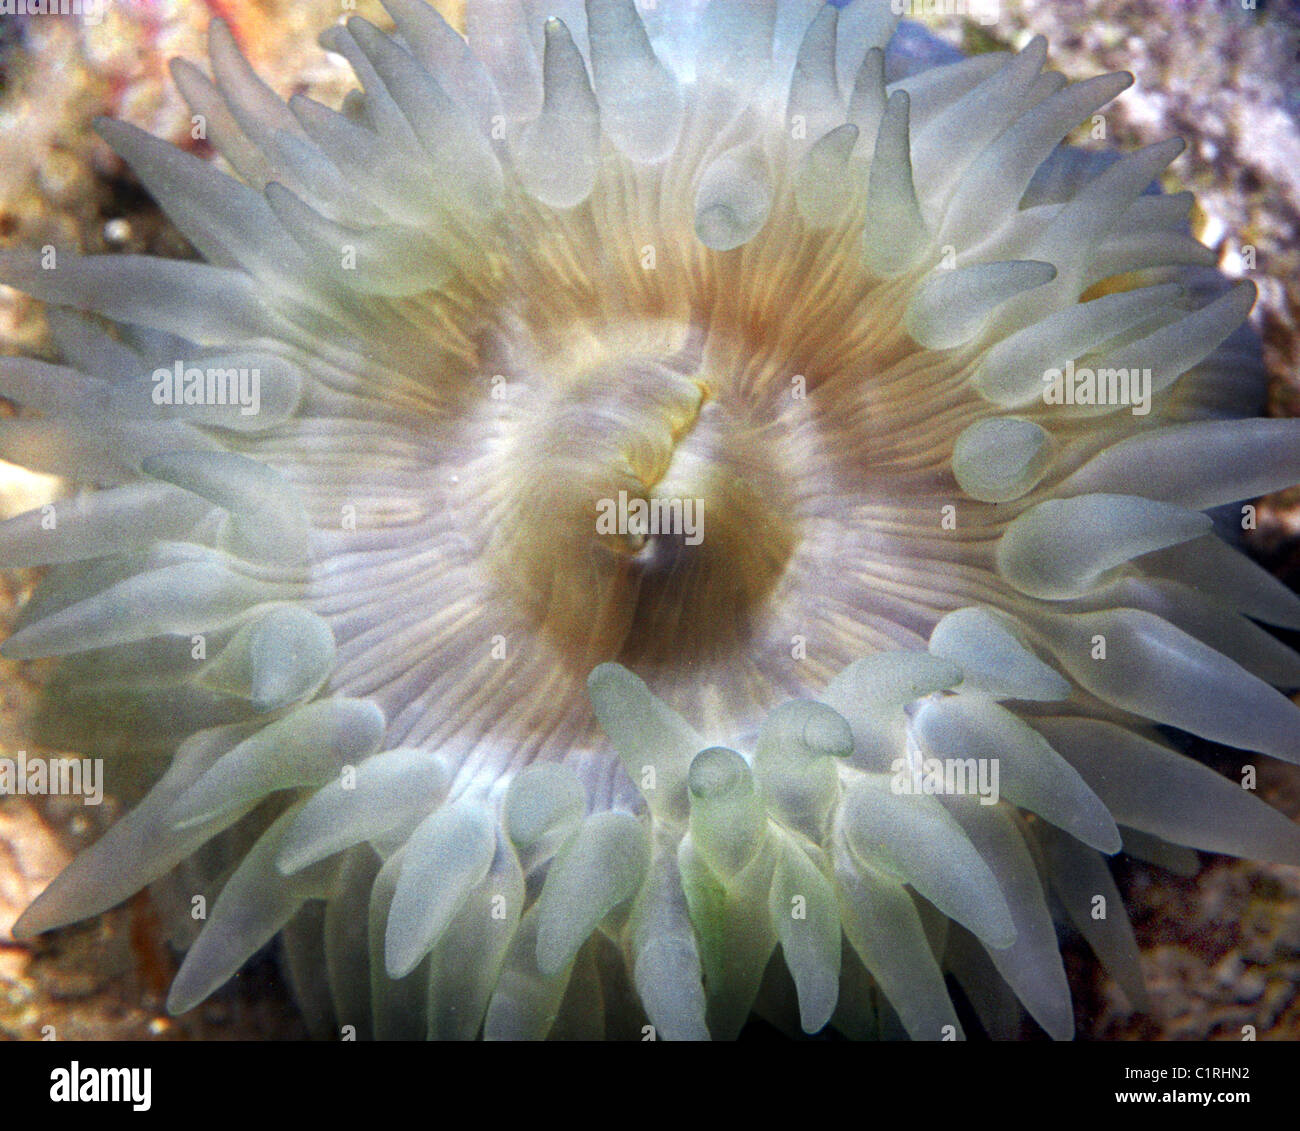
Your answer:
485,343 -> 798,669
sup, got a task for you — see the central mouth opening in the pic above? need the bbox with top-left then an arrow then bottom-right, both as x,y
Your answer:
487,342 -> 799,675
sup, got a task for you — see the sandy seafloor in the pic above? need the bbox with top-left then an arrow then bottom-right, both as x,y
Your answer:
0,0 -> 1298,1041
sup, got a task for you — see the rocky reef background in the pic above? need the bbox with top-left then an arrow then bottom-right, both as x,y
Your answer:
0,0 -> 1297,1041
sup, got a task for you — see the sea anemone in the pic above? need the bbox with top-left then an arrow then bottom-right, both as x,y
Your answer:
3,0 -> 1300,1041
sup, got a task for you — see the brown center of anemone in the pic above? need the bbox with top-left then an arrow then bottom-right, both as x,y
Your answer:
487,338 -> 799,673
